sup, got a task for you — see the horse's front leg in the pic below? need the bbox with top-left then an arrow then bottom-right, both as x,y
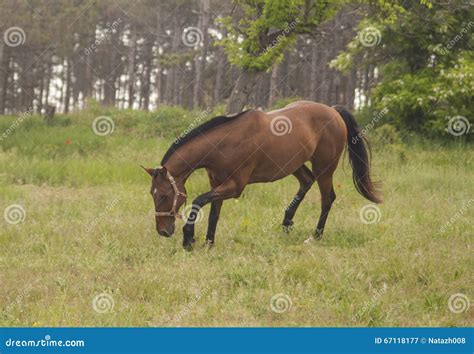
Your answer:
182,191 -> 214,250
182,179 -> 240,250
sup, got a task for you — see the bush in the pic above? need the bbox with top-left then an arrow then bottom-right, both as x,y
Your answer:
371,53 -> 473,138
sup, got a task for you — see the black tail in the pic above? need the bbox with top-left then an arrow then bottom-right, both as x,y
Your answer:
333,105 -> 382,203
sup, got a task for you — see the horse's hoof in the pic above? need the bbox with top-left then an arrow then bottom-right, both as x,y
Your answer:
282,220 -> 294,233
203,240 -> 214,248
183,238 -> 196,251
313,229 -> 324,240
304,237 -> 314,244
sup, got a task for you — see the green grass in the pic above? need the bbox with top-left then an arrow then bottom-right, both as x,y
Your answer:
0,108 -> 472,327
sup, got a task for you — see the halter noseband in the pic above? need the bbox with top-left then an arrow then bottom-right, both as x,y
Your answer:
155,169 -> 187,218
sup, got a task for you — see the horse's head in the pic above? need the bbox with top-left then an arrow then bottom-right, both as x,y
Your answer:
142,166 -> 187,237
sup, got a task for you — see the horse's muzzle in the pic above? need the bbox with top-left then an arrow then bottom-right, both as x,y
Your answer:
158,227 -> 174,237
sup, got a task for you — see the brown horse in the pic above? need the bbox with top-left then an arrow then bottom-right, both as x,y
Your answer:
143,101 -> 381,249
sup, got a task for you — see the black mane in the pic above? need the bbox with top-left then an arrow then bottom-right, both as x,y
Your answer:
161,109 -> 252,165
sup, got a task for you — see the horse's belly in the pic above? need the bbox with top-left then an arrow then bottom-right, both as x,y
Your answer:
249,139 -> 314,182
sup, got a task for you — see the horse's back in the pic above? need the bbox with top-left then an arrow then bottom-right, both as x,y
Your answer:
266,100 -> 347,148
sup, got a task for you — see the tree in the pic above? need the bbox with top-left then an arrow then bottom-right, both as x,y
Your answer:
332,0 -> 474,135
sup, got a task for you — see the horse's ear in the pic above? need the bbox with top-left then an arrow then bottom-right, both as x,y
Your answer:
140,165 -> 155,177
159,166 -> 167,175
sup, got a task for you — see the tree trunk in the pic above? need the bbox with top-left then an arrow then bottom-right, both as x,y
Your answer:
310,43 -> 320,101
155,10 -> 163,108
226,70 -> 261,114
64,59 -> 72,113
141,36 -> 154,111
268,63 -> 279,107
0,44 -> 10,114
213,44 -> 226,105
128,25 -> 137,109
193,0 -> 210,108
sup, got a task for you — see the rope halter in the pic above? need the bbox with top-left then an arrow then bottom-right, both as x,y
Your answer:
154,169 -> 187,219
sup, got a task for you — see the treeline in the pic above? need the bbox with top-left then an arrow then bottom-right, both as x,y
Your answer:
0,0 -> 472,138
0,0 -> 376,115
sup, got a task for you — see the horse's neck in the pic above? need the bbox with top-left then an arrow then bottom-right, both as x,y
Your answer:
164,144 -> 204,182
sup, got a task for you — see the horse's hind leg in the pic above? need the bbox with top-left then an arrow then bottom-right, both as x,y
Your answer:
307,166 -> 337,242
314,173 -> 336,240
282,165 -> 315,232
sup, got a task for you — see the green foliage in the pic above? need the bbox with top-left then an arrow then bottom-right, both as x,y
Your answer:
217,0 -> 340,71
370,124 -> 407,163
333,1 -> 473,136
270,96 -> 303,109
372,53 -> 474,135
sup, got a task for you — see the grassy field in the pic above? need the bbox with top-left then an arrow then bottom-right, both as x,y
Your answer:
0,107 -> 472,327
